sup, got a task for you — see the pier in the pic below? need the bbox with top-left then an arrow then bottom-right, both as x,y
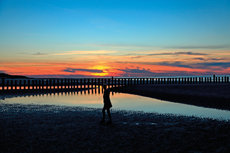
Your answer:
0,75 -> 229,92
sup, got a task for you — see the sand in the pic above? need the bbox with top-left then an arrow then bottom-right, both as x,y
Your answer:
0,103 -> 230,152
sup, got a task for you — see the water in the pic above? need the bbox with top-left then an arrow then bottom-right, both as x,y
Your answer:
0,88 -> 230,120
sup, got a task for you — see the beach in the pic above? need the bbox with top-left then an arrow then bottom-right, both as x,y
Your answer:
0,103 -> 230,152
1,84 -> 230,152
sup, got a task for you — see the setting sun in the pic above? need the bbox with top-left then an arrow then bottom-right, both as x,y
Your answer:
91,65 -> 110,76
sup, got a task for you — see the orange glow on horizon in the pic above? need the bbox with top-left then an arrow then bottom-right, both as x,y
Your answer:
1,49 -> 230,77
0,61 -> 229,77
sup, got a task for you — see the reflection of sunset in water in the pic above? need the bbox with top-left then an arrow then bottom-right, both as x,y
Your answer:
1,89 -> 230,120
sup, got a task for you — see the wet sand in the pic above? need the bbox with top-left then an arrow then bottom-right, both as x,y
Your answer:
0,103 -> 230,152
111,83 -> 230,111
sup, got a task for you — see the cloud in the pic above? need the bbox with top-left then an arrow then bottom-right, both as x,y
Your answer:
131,51 -> 208,58
158,61 -> 192,68
33,52 -> 48,55
117,68 -> 158,77
166,45 -> 229,50
63,68 -> 103,73
193,58 -> 205,60
174,52 -> 207,55
117,68 -> 196,77
209,58 -> 227,61
157,61 -> 230,70
193,57 -> 228,61
118,68 -> 153,74
52,50 -> 117,55
117,68 -> 212,77
194,62 -> 230,69
118,60 -> 230,71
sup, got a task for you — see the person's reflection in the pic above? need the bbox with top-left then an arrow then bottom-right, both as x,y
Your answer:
87,89 -> 90,94
98,86 -> 100,94
99,84 -> 112,124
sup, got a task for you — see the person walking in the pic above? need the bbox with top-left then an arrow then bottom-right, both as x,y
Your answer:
99,84 -> 112,124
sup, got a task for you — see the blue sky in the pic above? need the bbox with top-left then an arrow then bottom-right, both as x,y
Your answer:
0,0 -> 230,77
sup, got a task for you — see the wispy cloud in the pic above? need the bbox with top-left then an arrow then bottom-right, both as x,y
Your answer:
33,52 -> 48,55
118,68 -> 152,74
194,62 -> 230,69
117,60 -> 230,70
117,68 -> 206,77
166,45 -> 229,50
118,68 -> 158,77
157,61 -> 192,68
193,57 -> 228,61
175,52 -> 208,55
209,58 -> 228,61
193,58 -> 205,60
52,50 -> 117,55
131,51 -> 208,58
63,68 -> 103,73
156,61 -> 230,70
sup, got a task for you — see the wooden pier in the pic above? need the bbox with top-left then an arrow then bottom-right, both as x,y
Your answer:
0,75 -> 229,92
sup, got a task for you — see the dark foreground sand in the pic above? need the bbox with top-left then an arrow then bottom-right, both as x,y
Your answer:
0,103 -> 230,153
111,83 -> 230,111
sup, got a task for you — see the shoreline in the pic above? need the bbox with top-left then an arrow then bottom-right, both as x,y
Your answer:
0,103 -> 230,152
111,83 -> 230,111
1,83 -> 230,111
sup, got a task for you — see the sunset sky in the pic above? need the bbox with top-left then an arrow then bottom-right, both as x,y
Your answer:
0,0 -> 230,78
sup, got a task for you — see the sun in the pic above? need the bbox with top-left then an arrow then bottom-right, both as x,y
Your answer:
91,72 -> 109,76
91,65 -> 110,77
92,65 -> 110,70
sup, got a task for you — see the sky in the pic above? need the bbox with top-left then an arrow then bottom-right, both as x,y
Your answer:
0,0 -> 230,78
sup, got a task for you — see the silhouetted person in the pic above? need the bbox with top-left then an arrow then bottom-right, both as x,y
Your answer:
99,84 -> 112,124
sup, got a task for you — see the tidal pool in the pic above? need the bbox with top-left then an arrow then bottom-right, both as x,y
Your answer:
0,88 -> 230,120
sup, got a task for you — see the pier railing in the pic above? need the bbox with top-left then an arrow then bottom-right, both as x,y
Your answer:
0,75 -> 229,91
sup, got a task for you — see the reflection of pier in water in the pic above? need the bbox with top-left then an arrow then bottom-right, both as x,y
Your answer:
0,86 -> 116,100
0,78 -> 125,91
